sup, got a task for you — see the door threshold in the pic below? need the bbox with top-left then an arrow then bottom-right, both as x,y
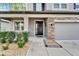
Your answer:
36,35 -> 43,37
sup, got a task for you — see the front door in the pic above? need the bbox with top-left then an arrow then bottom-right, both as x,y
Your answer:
35,21 -> 44,37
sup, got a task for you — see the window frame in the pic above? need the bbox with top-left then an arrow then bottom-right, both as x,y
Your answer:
54,3 -> 60,8
14,20 -> 24,32
61,3 -> 67,9
33,3 -> 36,11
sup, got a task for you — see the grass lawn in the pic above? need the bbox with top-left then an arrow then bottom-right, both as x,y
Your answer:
0,41 -> 31,56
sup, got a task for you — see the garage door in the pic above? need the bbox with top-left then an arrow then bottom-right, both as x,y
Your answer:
55,22 -> 79,40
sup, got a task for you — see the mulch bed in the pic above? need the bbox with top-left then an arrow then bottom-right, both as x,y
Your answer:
0,41 -> 31,56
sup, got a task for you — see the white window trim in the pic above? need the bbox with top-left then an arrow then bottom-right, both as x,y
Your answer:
13,20 -> 24,32
61,3 -> 67,9
54,3 -> 60,8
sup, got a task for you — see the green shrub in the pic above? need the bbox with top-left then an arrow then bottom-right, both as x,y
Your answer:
0,32 -> 8,43
17,32 -> 28,48
22,32 -> 28,42
16,32 -> 22,41
6,32 -> 15,43
16,32 -> 28,42
0,32 -> 15,43
0,32 -> 8,38
0,31 -> 28,43
2,43 -> 9,50
17,37 -> 25,48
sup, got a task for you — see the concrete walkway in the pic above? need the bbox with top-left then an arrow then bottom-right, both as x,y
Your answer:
27,37 -> 48,56
26,37 -> 79,56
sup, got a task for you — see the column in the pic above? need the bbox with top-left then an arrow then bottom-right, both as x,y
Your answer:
24,17 -> 29,32
47,17 -> 55,40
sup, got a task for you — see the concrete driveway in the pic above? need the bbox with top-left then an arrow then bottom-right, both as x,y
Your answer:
26,37 -> 79,56
56,40 -> 79,56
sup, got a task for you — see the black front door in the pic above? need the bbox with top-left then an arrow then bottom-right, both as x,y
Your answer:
35,21 -> 43,36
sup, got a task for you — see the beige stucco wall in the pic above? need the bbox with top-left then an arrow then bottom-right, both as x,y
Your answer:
0,13 -> 79,38
24,17 -> 28,31
9,20 -> 14,31
28,18 -> 34,36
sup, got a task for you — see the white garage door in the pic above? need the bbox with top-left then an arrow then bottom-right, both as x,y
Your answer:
55,22 -> 79,40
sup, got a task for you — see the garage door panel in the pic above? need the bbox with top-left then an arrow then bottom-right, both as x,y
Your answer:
55,23 -> 79,40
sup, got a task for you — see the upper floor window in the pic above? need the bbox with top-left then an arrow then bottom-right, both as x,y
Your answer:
61,4 -> 67,9
11,3 -> 26,11
76,5 -> 79,8
73,3 -> 79,10
0,3 -> 26,11
33,3 -> 36,11
54,3 -> 59,8
0,3 -> 11,11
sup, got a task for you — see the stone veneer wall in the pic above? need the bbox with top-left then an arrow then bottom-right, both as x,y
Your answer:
47,17 -> 55,40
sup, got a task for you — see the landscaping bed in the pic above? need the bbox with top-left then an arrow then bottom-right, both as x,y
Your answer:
0,31 -> 30,56
0,41 -> 31,56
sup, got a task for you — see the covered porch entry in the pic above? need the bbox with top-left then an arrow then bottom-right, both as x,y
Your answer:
0,12 -> 57,47
28,18 -> 47,37
0,17 -> 48,38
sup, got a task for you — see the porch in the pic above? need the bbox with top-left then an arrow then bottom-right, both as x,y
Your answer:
0,17 -> 48,37
0,12 -> 57,47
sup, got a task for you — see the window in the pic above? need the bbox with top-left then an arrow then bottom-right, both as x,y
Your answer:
42,3 -> 45,11
33,3 -> 36,11
54,3 -> 59,8
0,3 -> 11,11
15,22 -> 20,30
11,3 -> 26,11
75,5 -> 79,9
15,21 -> 24,31
61,4 -> 67,8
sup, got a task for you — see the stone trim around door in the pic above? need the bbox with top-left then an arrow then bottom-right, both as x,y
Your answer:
47,17 -> 55,40
46,17 -> 62,48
